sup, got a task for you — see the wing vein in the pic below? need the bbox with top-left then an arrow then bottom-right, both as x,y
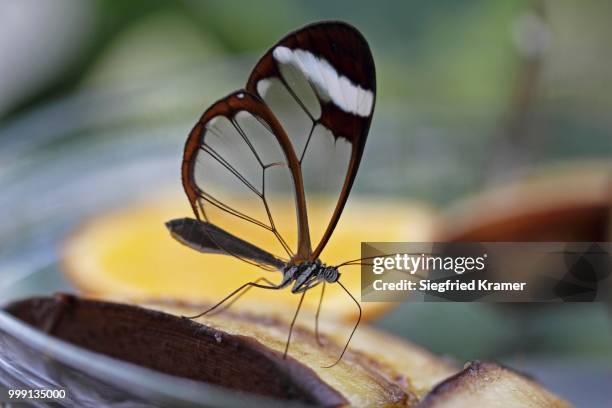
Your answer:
299,122 -> 316,164
231,117 -> 266,168
199,191 -> 270,230
201,144 -> 262,197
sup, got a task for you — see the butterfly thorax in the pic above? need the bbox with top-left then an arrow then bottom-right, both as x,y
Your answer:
281,260 -> 340,293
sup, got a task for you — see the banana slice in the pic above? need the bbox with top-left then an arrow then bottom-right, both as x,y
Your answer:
5,295 -> 570,407
420,361 -> 571,408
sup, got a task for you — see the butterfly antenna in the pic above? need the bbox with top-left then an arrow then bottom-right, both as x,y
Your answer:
314,282 -> 326,346
322,280 -> 361,368
284,290 -> 306,358
334,252 -> 428,268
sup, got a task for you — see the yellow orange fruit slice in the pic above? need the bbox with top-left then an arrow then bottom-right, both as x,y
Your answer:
63,192 -> 436,322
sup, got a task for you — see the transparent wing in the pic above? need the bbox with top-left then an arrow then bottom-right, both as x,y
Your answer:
181,90 -> 311,268
246,21 -> 376,260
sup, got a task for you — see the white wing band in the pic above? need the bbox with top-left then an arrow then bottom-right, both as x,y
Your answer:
273,46 -> 374,117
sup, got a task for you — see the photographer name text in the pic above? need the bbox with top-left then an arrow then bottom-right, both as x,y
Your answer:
372,279 -> 527,293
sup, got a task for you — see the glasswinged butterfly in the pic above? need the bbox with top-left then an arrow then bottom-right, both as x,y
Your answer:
166,21 -> 376,367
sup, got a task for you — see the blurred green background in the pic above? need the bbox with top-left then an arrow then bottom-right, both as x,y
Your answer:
0,0 -> 611,405
2,0 -> 612,199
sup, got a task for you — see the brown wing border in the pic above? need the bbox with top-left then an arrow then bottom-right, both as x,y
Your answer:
181,90 -> 313,262
246,21 -> 376,260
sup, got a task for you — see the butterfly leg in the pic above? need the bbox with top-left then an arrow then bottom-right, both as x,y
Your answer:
184,278 -> 280,319
283,290 -> 306,359
322,280 -> 361,368
204,277 -> 277,316
314,282 -> 326,346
